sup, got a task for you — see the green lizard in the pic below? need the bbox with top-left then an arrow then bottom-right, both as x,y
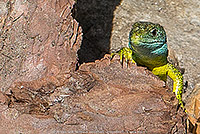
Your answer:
111,21 -> 185,111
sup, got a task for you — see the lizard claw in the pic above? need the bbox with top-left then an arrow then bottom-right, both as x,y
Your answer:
111,47 -> 135,67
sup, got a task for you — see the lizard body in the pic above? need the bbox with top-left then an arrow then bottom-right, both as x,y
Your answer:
111,21 -> 185,111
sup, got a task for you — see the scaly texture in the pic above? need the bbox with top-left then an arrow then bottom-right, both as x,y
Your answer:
111,21 -> 185,111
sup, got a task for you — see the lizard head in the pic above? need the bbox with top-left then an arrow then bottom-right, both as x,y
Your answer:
129,21 -> 167,55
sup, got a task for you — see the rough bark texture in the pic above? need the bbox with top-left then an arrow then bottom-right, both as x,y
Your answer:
0,0 -> 82,91
186,83 -> 200,134
0,0 -> 188,133
2,55 -> 187,133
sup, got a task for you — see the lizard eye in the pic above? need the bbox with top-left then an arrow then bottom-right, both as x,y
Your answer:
151,29 -> 157,36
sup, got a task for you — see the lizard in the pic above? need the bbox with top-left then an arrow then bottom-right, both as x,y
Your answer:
111,21 -> 186,112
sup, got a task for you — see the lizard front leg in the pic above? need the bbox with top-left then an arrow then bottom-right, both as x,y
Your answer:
167,63 -> 184,110
152,63 -> 185,111
111,47 -> 136,64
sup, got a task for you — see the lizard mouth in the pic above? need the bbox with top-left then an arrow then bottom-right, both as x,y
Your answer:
140,39 -> 166,44
140,40 -> 166,49
140,36 -> 167,44
135,40 -> 167,53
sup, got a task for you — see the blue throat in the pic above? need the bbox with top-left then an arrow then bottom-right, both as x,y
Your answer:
129,41 -> 168,70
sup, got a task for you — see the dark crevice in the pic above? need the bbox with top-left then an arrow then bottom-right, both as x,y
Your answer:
72,0 -> 122,65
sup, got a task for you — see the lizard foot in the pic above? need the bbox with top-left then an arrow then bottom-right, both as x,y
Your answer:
111,47 -> 135,66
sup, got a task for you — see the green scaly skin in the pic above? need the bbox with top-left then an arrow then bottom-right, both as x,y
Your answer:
111,21 -> 185,112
